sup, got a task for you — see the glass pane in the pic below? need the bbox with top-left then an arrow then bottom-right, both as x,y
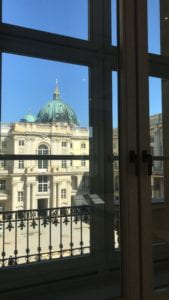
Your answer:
1,53 -> 89,133
111,0 -> 118,46
0,159 -> 90,266
149,77 -> 169,289
2,0 -> 88,40
112,71 -> 121,295
0,53 -> 91,266
147,0 -> 169,55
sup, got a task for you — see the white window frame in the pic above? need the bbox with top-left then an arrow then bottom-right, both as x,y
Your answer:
18,160 -> 24,169
38,176 -> 48,192
18,191 -> 24,202
61,188 -> 66,199
38,144 -> 49,169
61,160 -> 67,168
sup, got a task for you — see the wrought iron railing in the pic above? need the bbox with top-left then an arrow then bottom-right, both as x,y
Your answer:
0,206 -> 90,267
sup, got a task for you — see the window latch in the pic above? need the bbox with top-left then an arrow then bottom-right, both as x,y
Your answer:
142,150 -> 153,176
129,150 -> 139,176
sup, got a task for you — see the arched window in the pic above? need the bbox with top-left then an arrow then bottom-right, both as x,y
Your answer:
38,144 -> 49,169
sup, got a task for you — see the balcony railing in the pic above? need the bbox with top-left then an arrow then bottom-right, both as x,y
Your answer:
0,205 -> 90,267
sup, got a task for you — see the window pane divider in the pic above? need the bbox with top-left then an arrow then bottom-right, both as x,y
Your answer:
0,154 -> 90,160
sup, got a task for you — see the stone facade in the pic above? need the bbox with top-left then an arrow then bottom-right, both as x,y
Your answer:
0,122 -> 89,211
0,111 -> 164,211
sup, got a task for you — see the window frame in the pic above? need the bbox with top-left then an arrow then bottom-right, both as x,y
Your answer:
61,160 -> 67,168
18,140 -> 24,146
0,0 -> 123,297
38,175 -> 48,192
18,191 -> 24,202
38,144 -> 49,169
61,188 -> 66,199
18,160 -> 24,169
0,179 -> 5,190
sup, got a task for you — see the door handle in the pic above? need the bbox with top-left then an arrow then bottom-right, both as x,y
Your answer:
142,150 -> 153,176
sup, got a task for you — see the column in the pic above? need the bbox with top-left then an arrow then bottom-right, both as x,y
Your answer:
11,182 -> 17,211
52,179 -> 57,208
25,183 -> 30,210
31,183 -> 36,209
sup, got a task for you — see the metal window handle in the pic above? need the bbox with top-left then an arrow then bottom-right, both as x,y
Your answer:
142,150 -> 153,176
129,150 -> 139,176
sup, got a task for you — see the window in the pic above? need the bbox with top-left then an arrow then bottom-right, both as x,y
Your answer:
0,180 -> 6,190
38,176 -> 48,192
0,0 -> 123,297
62,141 -> 67,147
61,189 -> 66,199
81,160 -> 86,166
81,143 -> 86,148
70,160 -> 73,167
18,140 -> 24,146
18,160 -> 24,169
18,191 -> 24,202
0,160 -> 6,168
38,144 -> 48,169
2,141 -> 6,148
62,160 -> 67,168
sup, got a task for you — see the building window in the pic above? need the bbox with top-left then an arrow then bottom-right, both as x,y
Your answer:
61,189 -> 66,199
81,143 -> 86,148
19,140 -> 24,146
18,191 -> 24,202
0,180 -> 6,190
2,141 -> 6,148
81,160 -> 86,166
70,160 -> 73,167
70,143 -> 73,148
18,160 -> 24,169
0,160 -> 6,168
62,141 -> 67,147
62,160 -> 67,168
38,144 -> 48,169
38,176 -> 48,192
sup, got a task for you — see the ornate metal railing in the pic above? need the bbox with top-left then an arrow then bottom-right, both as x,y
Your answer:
0,206 -> 90,267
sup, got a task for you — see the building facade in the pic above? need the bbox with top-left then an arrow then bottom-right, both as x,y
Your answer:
0,84 -> 89,211
0,83 -> 164,211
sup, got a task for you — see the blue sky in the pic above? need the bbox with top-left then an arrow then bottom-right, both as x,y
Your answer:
147,0 -> 160,54
2,53 -> 89,126
1,0 -> 162,126
2,0 -> 88,40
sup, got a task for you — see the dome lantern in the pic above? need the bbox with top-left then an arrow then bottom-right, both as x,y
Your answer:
53,79 -> 60,101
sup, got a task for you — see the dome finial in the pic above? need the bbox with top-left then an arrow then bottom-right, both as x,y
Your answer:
53,79 -> 60,100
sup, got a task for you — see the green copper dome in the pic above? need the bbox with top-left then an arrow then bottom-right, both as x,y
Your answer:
36,83 -> 79,126
20,113 -> 36,123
